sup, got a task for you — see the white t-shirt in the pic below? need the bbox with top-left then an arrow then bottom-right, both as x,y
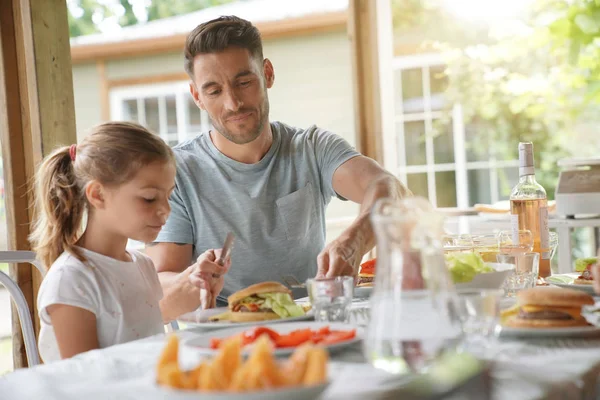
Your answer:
37,248 -> 165,363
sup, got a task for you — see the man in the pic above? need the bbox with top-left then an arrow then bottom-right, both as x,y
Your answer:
147,16 -> 411,314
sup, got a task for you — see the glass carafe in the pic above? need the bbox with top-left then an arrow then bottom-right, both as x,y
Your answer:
363,197 -> 463,375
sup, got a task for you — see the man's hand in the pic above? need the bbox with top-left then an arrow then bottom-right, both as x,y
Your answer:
316,225 -> 365,278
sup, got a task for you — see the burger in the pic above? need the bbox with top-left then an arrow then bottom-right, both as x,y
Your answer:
503,287 -> 594,328
574,257 -> 598,285
357,258 -> 376,287
227,281 -> 305,322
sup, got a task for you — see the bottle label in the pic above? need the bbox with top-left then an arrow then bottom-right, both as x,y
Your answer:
540,206 -> 550,260
510,214 -> 520,244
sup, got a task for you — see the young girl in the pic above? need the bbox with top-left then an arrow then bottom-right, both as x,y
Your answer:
30,122 -> 229,363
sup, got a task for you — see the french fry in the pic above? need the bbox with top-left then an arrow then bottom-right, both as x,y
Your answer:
281,344 -> 312,386
302,347 -> 328,386
246,335 -> 286,387
157,362 -> 185,389
211,336 -> 242,388
183,361 -> 208,390
229,360 -> 252,392
157,334 -> 179,368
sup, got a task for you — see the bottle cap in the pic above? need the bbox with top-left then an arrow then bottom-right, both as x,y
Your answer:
519,142 -> 535,176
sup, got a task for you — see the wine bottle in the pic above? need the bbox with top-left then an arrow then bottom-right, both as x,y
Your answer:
509,142 -> 551,277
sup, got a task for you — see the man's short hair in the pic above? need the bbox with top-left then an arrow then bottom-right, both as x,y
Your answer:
184,16 -> 264,77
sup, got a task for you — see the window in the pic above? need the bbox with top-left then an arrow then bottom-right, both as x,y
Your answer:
392,53 -> 519,208
110,82 -> 211,146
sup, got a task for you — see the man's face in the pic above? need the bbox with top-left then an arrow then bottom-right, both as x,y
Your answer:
189,46 -> 274,145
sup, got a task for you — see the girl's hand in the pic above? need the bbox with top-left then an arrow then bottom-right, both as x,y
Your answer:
188,249 -> 231,309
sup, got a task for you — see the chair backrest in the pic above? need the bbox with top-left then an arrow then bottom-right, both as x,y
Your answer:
0,250 -> 180,367
0,251 -> 44,367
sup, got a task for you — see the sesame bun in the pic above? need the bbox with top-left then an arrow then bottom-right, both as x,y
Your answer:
574,278 -> 594,285
227,281 -> 291,308
504,316 -> 590,328
228,310 -> 281,323
516,286 -> 594,308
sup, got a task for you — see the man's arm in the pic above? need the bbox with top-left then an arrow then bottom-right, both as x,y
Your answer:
146,242 -> 200,322
317,155 -> 412,277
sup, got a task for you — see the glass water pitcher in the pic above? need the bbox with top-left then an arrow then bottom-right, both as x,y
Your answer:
363,197 -> 463,375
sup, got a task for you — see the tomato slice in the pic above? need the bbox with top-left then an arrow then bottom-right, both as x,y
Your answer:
275,329 -> 313,348
320,329 -> 356,345
360,258 -> 376,275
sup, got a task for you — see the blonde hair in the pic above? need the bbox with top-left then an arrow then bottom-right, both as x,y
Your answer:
29,122 -> 175,270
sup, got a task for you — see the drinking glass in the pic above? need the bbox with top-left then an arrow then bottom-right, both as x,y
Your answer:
306,276 -> 354,322
472,234 -> 499,263
498,230 -> 534,255
364,197 -> 463,376
497,252 -> 539,297
455,289 -> 503,356
442,234 -> 473,255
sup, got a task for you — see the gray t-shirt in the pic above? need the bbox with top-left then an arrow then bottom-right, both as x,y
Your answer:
155,121 -> 359,302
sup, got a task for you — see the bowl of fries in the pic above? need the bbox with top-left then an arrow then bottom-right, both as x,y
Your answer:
155,333 -> 330,399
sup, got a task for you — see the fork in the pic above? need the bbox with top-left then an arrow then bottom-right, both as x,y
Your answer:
281,274 -> 306,289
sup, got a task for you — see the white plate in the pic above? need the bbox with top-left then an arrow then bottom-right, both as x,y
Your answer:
546,274 -> 596,295
178,307 -> 313,329
353,285 -> 372,298
500,325 -> 600,338
181,321 -> 362,357
156,380 -> 330,400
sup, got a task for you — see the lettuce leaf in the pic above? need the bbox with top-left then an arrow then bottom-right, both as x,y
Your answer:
256,293 -> 305,318
575,257 -> 597,272
445,252 -> 493,283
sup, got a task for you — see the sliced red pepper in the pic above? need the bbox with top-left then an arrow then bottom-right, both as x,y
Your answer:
320,329 -> 356,345
241,326 -> 280,346
275,329 -> 313,348
317,326 -> 331,335
210,338 -> 222,349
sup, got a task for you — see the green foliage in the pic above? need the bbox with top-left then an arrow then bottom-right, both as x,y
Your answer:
434,0 -> 600,199
68,0 -> 238,38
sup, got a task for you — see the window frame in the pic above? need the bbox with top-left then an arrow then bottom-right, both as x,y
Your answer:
109,82 -> 211,146
392,52 -> 519,209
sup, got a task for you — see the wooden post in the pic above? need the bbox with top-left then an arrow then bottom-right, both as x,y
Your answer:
348,0 -> 396,169
0,0 -> 76,368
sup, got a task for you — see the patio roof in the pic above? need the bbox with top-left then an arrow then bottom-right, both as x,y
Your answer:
70,0 -> 349,63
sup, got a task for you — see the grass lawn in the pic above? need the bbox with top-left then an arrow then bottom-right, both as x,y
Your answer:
0,263 -> 7,274
0,336 -> 12,375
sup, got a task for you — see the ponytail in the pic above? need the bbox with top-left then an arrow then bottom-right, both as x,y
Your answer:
29,146 -> 86,270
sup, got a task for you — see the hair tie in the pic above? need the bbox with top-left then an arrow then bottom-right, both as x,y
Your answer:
69,144 -> 77,162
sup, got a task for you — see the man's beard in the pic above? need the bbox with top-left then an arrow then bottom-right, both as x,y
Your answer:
210,94 -> 270,145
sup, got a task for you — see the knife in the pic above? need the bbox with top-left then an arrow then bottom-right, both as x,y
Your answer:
214,232 -> 234,275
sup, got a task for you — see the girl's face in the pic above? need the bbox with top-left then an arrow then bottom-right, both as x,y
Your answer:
99,160 -> 176,244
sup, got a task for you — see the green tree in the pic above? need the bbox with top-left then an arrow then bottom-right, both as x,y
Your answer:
434,0 -> 600,199
67,0 -> 239,38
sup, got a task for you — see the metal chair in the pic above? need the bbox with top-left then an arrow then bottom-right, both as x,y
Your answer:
0,251 -> 44,367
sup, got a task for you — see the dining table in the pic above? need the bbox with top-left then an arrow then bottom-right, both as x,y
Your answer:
1,299 -> 600,400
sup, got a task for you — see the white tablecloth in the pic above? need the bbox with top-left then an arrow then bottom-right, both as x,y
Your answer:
1,324 -> 600,400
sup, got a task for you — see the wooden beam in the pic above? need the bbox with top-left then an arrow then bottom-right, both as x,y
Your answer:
70,11 -> 348,64
348,0 -> 396,168
97,60 -> 110,121
0,0 -> 76,368
0,0 -> 33,370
